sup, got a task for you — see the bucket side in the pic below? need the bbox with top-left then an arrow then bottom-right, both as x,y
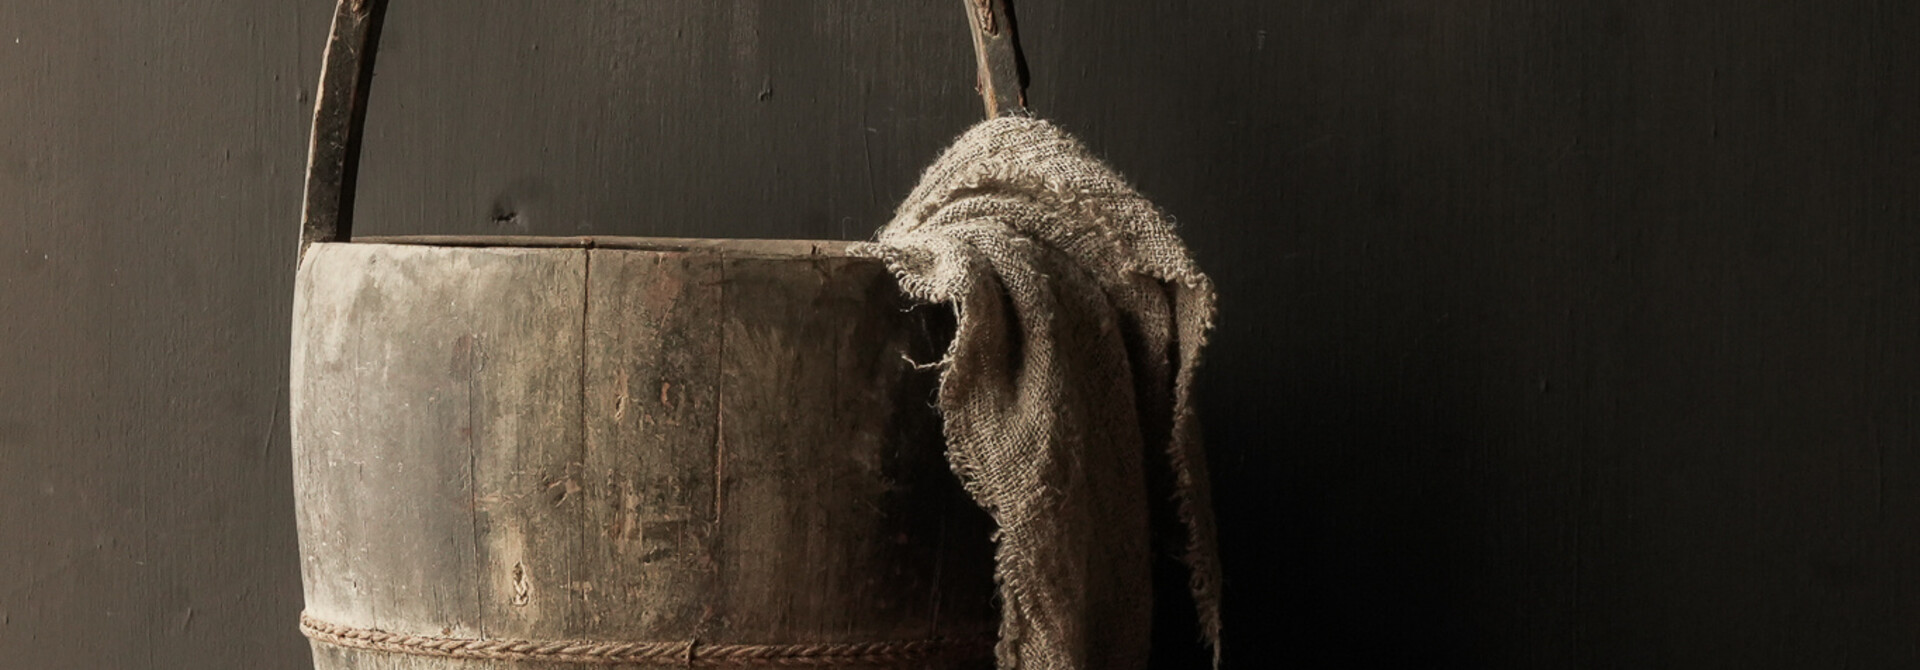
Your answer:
290,242 -> 994,669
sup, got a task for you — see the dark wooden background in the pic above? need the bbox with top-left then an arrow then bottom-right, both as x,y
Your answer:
3,1 -> 1915,668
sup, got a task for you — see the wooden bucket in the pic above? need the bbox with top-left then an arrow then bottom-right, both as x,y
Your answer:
287,2 -> 1028,668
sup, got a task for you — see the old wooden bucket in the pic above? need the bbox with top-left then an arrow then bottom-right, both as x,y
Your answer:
288,1 -> 1027,668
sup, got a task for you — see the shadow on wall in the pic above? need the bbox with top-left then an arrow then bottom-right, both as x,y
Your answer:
1204,293 -> 1519,668
1112,5 -> 1576,664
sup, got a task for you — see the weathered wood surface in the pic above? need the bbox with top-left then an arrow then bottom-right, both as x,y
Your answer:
290,240 -> 995,669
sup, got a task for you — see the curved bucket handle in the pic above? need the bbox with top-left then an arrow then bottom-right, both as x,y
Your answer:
298,0 -> 1029,254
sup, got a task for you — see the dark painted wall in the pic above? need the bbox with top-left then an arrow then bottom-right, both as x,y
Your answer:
3,1 -> 1915,668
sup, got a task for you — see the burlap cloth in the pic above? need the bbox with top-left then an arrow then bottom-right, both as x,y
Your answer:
853,116 -> 1223,669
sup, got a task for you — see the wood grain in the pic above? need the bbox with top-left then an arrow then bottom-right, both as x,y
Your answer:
289,241 -> 994,669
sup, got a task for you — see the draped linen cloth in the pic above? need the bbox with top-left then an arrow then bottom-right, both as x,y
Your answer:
852,116 -> 1223,669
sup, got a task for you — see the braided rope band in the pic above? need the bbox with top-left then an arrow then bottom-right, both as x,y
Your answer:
300,613 -> 993,667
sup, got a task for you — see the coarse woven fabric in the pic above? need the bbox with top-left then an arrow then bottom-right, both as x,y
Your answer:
852,116 -> 1223,670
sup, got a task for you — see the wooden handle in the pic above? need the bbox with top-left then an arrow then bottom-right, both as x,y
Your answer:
299,0 -> 387,253
298,0 -> 1030,254
962,0 -> 1029,118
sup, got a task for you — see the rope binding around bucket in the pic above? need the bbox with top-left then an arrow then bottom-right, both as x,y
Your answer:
300,614 -> 995,667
